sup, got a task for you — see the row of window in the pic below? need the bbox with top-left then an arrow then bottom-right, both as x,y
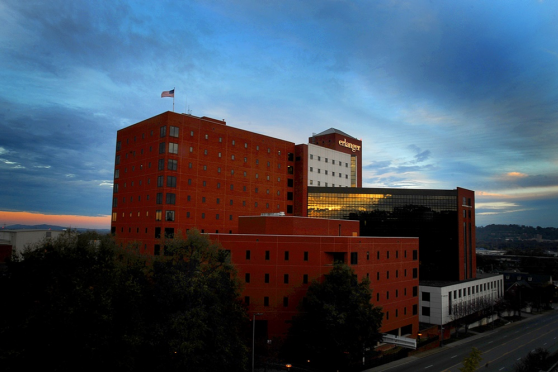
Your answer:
309,154 -> 348,167
244,297 -> 418,318
309,181 -> 349,187
309,167 -> 349,178
245,272 -> 309,285
117,128 -> 294,160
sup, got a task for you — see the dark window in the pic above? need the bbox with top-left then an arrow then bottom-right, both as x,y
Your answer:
413,250 -> 418,260
167,176 -> 177,187
413,268 -> 418,279
168,159 -> 177,170
422,292 -> 430,302
245,273 -> 250,283
264,297 -> 269,306
413,304 -> 418,315
304,251 -> 309,261
246,250 -> 251,260
283,297 -> 288,307
265,273 -> 269,283
116,141 -> 121,151
413,286 -> 418,297
265,251 -> 270,260
166,193 -> 176,204
164,228 -> 174,239
350,252 -> 358,265
284,274 -> 289,284
245,296 -> 250,305
155,227 -> 161,239
159,142 -> 165,154
422,307 -> 430,316
158,159 -> 164,170
157,176 -> 164,187
160,126 -> 166,137
169,126 -> 179,137
303,274 -> 308,284
156,193 -> 163,204
284,251 -> 289,261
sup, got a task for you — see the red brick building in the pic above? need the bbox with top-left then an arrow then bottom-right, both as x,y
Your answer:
210,216 -> 419,339
111,110 -> 475,340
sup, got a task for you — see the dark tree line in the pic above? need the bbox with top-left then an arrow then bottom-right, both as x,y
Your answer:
0,230 -> 248,372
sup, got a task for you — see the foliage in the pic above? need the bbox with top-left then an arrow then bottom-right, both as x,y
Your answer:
0,229 -> 248,372
459,347 -> 482,372
283,263 -> 383,370
514,348 -> 549,372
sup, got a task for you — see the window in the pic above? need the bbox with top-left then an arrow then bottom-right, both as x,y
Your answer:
413,268 -> 418,279
304,251 -> 308,261
265,251 -> 270,260
165,210 -> 174,221
264,297 -> 269,306
168,159 -> 177,171
245,273 -> 250,283
169,126 -> 179,137
114,169 -> 119,179
413,304 -> 418,315
284,251 -> 289,261
167,176 -> 176,187
159,142 -> 165,154
350,252 -> 358,265
303,274 -> 308,284
157,176 -> 164,187
422,307 -> 430,316
246,250 -> 251,260
156,193 -> 163,204
245,296 -> 250,305
283,297 -> 288,307
422,292 -> 430,302
265,273 -> 269,283
168,143 -> 178,154
413,286 -> 418,297
284,274 -> 289,284
166,193 -> 176,204
413,250 -> 418,260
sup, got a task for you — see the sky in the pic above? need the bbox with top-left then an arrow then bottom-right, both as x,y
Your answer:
1,0 -> 558,229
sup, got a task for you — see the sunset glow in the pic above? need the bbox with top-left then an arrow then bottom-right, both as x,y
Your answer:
0,211 -> 110,230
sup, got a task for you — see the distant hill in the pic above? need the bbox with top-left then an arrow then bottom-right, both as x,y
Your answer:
2,224 -> 110,234
477,224 -> 558,242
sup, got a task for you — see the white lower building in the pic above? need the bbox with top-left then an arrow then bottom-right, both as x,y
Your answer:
419,274 -> 504,327
0,229 -> 65,258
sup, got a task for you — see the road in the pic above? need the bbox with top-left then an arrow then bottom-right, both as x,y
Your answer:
366,309 -> 558,372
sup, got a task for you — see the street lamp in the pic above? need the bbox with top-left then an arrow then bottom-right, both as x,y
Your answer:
252,313 -> 263,372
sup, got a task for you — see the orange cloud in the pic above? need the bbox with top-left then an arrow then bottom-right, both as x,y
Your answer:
506,172 -> 528,178
0,211 -> 110,229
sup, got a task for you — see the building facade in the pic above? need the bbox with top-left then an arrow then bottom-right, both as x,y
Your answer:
211,216 -> 420,339
305,187 -> 476,281
111,112 -> 297,253
111,111 -> 478,341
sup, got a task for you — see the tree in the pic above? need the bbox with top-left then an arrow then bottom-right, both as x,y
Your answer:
514,348 -> 549,372
460,347 -> 482,372
147,229 -> 249,372
0,229 -> 248,372
283,263 -> 383,370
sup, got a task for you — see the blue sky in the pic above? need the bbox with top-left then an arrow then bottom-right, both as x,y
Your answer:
1,0 -> 558,228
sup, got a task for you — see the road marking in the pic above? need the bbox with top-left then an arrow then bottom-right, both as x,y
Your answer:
425,365 -> 433,369
451,355 -> 457,359
544,343 -> 548,346
499,368 -> 505,371
488,341 -> 493,344
517,358 -> 521,361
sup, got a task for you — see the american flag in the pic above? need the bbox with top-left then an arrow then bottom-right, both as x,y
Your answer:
161,89 -> 174,98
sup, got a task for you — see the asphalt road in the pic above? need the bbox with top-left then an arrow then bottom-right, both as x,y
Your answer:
366,309 -> 558,372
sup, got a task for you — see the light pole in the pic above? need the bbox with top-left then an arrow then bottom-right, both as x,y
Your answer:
252,313 -> 263,372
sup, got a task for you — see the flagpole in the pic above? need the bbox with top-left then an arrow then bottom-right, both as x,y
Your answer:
173,87 -> 175,112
